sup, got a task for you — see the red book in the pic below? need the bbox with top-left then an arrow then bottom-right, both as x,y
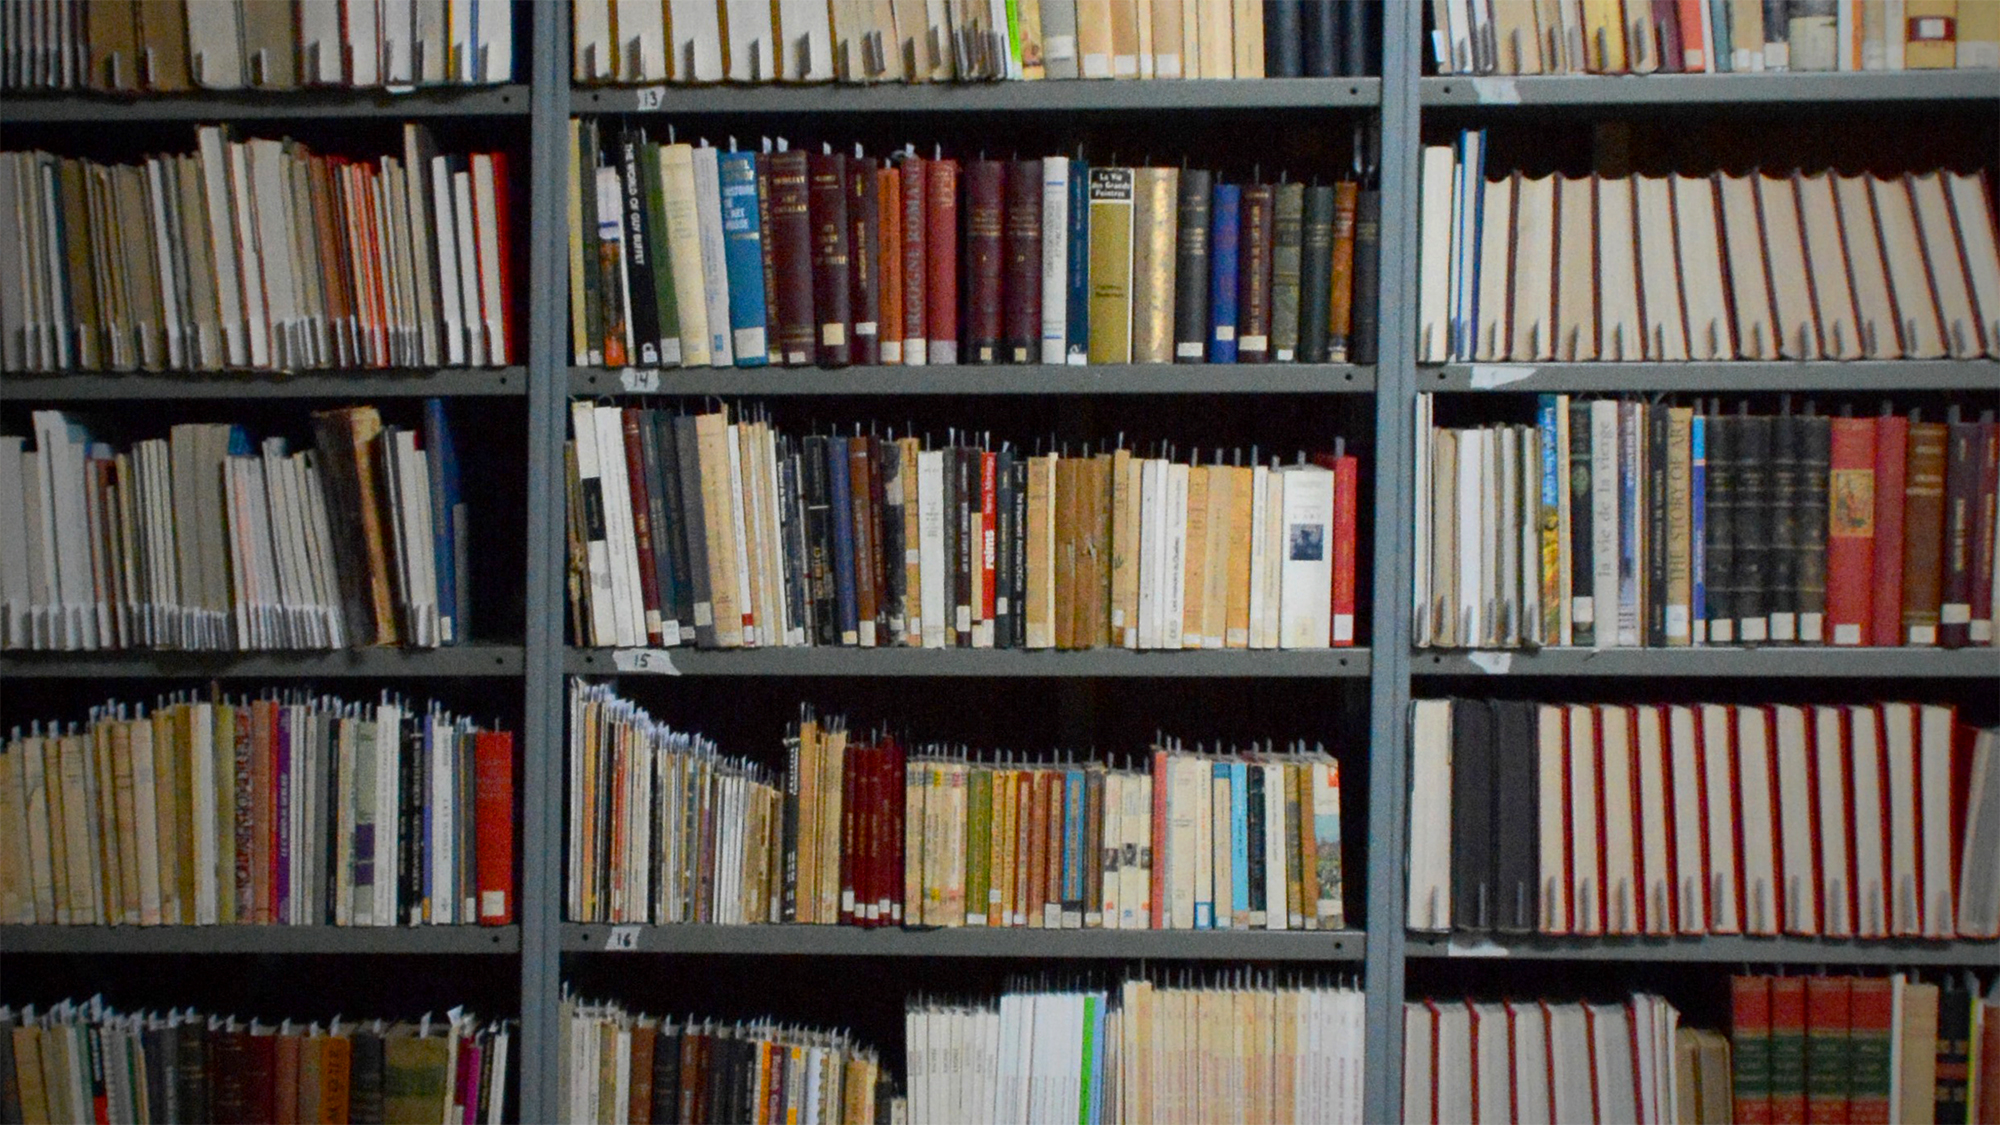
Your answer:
1939,415 -> 1983,648
808,151 -> 854,368
1869,413 -> 1910,645
926,157 -> 961,364
1024,767 -> 1048,926
1732,976 -> 1774,1125
1675,0 -> 1709,68
247,1028 -> 279,1125
964,158 -> 1007,364
849,156 -> 882,366
621,408 -> 665,645
1847,978 -> 1895,1125
1972,417 -> 1998,645
487,151 -> 516,363
1826,417 -> 1878,646
898,153 -> 927,363
1331,452 -> 1360,646
1772,976 -> 1811,1125
1977,999 -> 2000,1125
981,449 -> 998,631
838,743 -> 859,925
1804,976 -> 1852,1125
1003,158 -> 1044,363
475,731 -> 515,924
1149,748 -> 1168,929
766,150 -> 816,366
851,744 -> 873,928
879,166 -> 904,366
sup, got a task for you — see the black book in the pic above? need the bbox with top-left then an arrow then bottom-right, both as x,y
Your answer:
350,1028 -> 386,1124
1245,764 -> 1267,921
1012,457 -> 1029,647
618,127 -> 665,365
1492,699 -> 1539,933
1449,698 -> 1496,933
1172,170 -> 1213,363
398,712 -> 423,922
1938,410 -> 1983,650
1767,409 -> 1801,642
637,409 -> 679,640
1343,0 -> 1370,74
802,434 -> 838,646
1937,976 -> 1974,1123
1265,0 -> 1304,76
673,413 -> 718,648
1568,401 -> 1595,646
1270,182 -> 1306,361
704,1033 -> 732,1125
1646,403 -> 1670,647
1349,154 -> 1381,364
1797,411 -> 1831,645
143,1022 -> 175,1124
1303,0 -> 1342,76
995,444 -> 1015,646
1298,185 -> 1336,363
779,444 -> 811,644
941,441 -> 960,646
1703,410 -> 1736,643
177,1021 -> 211,1125
578,120 -> 604,365
1734,410 -> 1772,642
653,411 -> 696,642
652,1027 -> 681,1123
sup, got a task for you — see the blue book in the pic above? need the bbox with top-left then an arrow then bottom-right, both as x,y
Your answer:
1065,160 -> 1091,363
1088,991 -> 1108,1124
1709,0 -> 1733,70
422,399 -> 465,645
1063,767 -> 1086,921
1537,395 -> 1561,643
827,435 -> 860,644
1209,183 -> 1241,362
1618,403 -> 1642,646
1691,415 -> 1707,643
718,151 -> 770,367
1229,760 -> 1250,920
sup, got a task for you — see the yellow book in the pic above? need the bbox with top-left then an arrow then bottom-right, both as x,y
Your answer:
1905,0 -> 1959,66
1232,0 -> 1263,75
1954,0 -> 1996,65
1295,761 -> 1319,928
1200,463 -> 1232,650
1026,454 -> 1057,648
923,761 -> 950,925
1583,0 -> 1628,70
694,410 -> 744,647
149,712 -> 182,923
1181,466 -> 1209,648
818,722 -> 847,924
1110,448 -> 1140,648
1224,465 -> 1254,648
1086,167 -> 1136,364
108,719 -> 140,924
1130,167 -> 1180,364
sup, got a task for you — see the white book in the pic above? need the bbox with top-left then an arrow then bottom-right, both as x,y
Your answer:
400,128 -> 443,366
348,0 -> 383,85
1474,1004 -> 1512,1125
1660,706 -> 1707,934
1407,698 -> 1454,931
470,154 -> 508,365
1842,704 -> 1890,938
1403,1005 -> 1436,1125
1277,465 -> 1334,649
569,403 -> 619,646
1417,146 -> 1457,363
1597,704 -> 1638,934
144,161 -> 187,370
414,0 -> 448,82
1867,174 -> 1946,359
473,0 -> 513,81
1262,760 -> 1287,929
1507,1002 -> 1553,1125
1589,401 -> 1619,649
1755,173 -> 1819,359
1473,174 -> 1514,361
1534,704 -> 1571,932
1771,705 -> 1819,935
1798,171 -> 1861,358
591,406 -> 644,647
1714,172 -> 1776,359
32,411 -> 92,649
1946,172 -> 2000,357
1595,176 -> 1642,360
184,0 -> 244,87
1434,1004 -> 1474,1125
427,156 -> 467,365
1689,703 -> 1737,935
1632,175 -> 1688,361
1414,396 -> 1433,646
1671,175 -> 1732,360
1510,174 -> 1557,360
1918,704 -> 1957,936
403,434 -> 442,645
1136,457 -> 1164,649
1041,157 -> 1071,364
1161,463 -> 1188,650
1260,465 -> 1285,650
1907,172 -> 1983,359
1120,773 -> 1148,929
1736,705 -> 1780,935
1455,427 -> 1485,646
723,425 -> 753,643
1832,174 -> 1898,359
779,0 -> 838,80
1247,462 -> 1270,650
1958,728 -> 2000,938
226,142 -> 273,369
919,451 -> 947,646
1564,703 -> 1602,934
1631,704 -> 1673,935
382,0 -> 415,82
1807,706 -> 1854,937
724,0 -> 776,80
670,0 -> 726,80
1498,425 -> 1520,644
440,169 -> 482,366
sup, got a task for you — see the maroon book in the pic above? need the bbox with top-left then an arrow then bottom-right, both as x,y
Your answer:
926,157 -> 961,365
1237,183 -> 1276,363
848,435 -> 880,644
1651,0 -> 1684,70
898,154 -> 928,363
1004,158 -> 1044,363
755,153 -> 782,364
849,155 -> 883,366
965,159 -> 1007,364
1973,415 -> 1999,644
1940,412 -> 1984,647
808,150 -> 854,368
867,432 -> 891,641
766,150 -> 816,366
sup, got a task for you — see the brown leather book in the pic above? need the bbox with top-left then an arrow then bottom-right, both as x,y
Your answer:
808,152 -> 854,367
55,161 -> 100,368
898,154 -> 928,363
1939,414 -> 1983,647
879,166 -> 904,365
757,156 -> 782,364
849,156 -> 883,366
629,1025 -> 657,1124
1237,183 -> 1276,362
319,1033 -> 352,1123
964,159 -> 1007,364
927,158 -> 961,364
850,437 -> 880,644
1004,158 -> 1045,363
273,1031 -> 301,1124
239,0 -> 298,88
1086,454 -> 1114,647
310,407 -> 398,644
766,151 -> 816,366
1901,420 -> 1949,644
137,0 -> 192,90
1055,456 -> 1079,649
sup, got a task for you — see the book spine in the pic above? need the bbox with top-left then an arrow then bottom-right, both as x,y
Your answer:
1974,419 -> 1998,646
1245,761 -> 1266,925
1618,402 -> 1643,646
1737,414 -> 1772,642
1735,975 -> 1775,1125
1869,414 -> 1908,646
1065,159 -> 1090,364
1236,183 -> 1275,362
577,123 -> 605,366
1040,157 -> 1071,365
926,158 -> 961,365
1796,414 -> 1831,643
1848,977 -> 1894,1125
474,731 -> 513,924
642,141 -> 684,367
621,410 -> 665,644
1173,169 -> 1214,362
1266,0 -> 1304,74
1647,404 -> 1671,646
1269,182 -> 1305,362
807,152 -> 853,368
1825,417 -> 1876,645
1208,184 -> 1242,363
618,131 -> 664,365
1901,422 -> 1948,644
1297,185 -> 1335,363
1332,456 -> 1358,646
1768,412 -> 1802,641
1803,977 -> 1851,1125
981,450 -> 1000,642
882,440 -> 908,642
899,154 -> 928,364
1770,976 -> 1809,1125
1692,414 -> 1708,643
826,436 -> 859,645
851,438 -> 881,646
1349,185 -> 1381,365
1085,166 -> 1136,365
965,159 -> 1007,364
1938,418 -> 1981,647
768,151 -> 816,367
1130,167 -> 1180,365
1539,397 -> 1564,644
1568,401 -> 1596,646
848,157 -> 882,367
1004,158 -> 1045,364
755,155 -> 779,363
1303,0 -> 1341,75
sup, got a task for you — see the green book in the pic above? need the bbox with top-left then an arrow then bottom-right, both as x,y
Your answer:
638,138 -> 682,366
381,1033 -> 450,1125
965,767 -> 992,925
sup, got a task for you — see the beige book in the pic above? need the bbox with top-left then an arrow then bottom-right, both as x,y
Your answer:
1582,0 -> 1628,70
22,737 -> 56,925
1946,172 -> 2000,357
107,722 -> 140,924
1233,0 -> 1263,75
1904,0 -> 1958,67
1180,467 -> 1209,648
1198,0 -> 1233,75
1595,175 -> 1642,360
1259,465 -> 1285,648
1088,454 -> 1115,647
1149,0 -> 1182,74
1796,172 -> 1861,359
1756,173 -> 1820,359
1109,0 -> 1141,76
1960,0 -> 2000,66
1632,174 -> 1688,361
149,710 -> 182,923
1493,0 -> 1545,71
796,718 -> 822,922
1077,0 -> 1115,75
1833,174 -> 1898,359
1537,0 -> 1576,69
1180,0 -> 1205,75
1671,174 -> 1732,360
1224,466 -> 1254,648
1110,448 -> 1140,646
1510,174 -> 1558,360
1554,174 -> 1600,360
818,722 -> 847,922
1134,0 -> 1154,76
1199,463 -> 1231,649
659,144 -> 713,367
693,411 -> 744,647
1872,174 -> 1946,358
1474,174 -> 1516,362
1898,981 -> 1941,1121
59,734 -> 98,923
1717,172 -> 1779,359
1026,454 -> 1057,648
1130,167 -> 1180,364
901,439 -> 923,644
1431,429 -> 1460,648
1908,171 -> 1984,358
1728,0 -> 1765,69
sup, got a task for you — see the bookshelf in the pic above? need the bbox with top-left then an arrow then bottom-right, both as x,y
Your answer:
4,1 -> 1995,1121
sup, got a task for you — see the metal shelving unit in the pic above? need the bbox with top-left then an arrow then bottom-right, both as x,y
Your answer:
578,77 -> 1381,114
1405,934 -> 2000,966
1413,647 -> 2000,678
569,363 -> 1375,396
0,84 -> 531,122
3,367 -> 530,399
0,644 -> 525,678
1420,360 -> 2000,393
1,925 -> 519,954
563,923 -> 1366,960
566,645 -> 1370,677
1421,69 -> 2000,106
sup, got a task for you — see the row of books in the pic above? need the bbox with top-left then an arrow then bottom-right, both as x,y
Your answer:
569,124 -> 1382,371
906,978 -> 1366,1125
0,999 -> 509,1125
565,404 -> 1361,653
572,0 -> 1375,83
564,686 -> 1346,931
1430,0 -> 2000,74
1729,973 -> 1995,1125
1415,137 -> 2000,363
1413,398 -> 2000,650
559,998 -> 898,1125
1,0 -> 515,91
0,690 -> 516,929
1404,993 -> 1682,1125
1406,699 -> 2000,939
2,124 -> 516,375
3,404 -> 472,653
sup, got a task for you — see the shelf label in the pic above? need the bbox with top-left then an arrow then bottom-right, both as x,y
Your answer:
619,367 -> 662,393
635,87 -> 665,110
1468,364 -> 1536,390
1467,651 -> 1513,675
605,925 -> 641,951
1446,938 -> 1510,957
612,648 -> 679,675
1470,77 -> 1521,105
